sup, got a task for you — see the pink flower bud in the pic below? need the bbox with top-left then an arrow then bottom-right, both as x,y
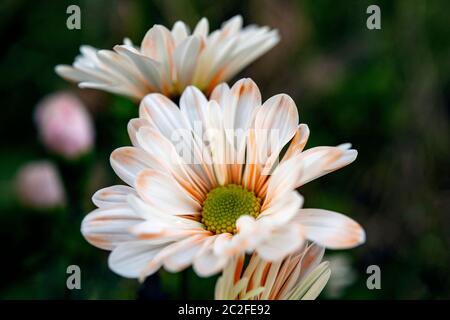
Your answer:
35,92 -> 94,159
15,161 -> 66,209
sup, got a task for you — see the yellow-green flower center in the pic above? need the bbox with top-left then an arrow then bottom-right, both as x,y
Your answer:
201,184 -> 261,235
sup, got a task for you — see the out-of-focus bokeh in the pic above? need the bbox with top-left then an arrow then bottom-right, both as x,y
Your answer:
0,0 -> 449,299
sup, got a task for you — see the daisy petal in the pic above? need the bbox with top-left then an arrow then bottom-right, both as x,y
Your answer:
135,168 -> 201,215
256,224 -> 304,261
264,156 -> 304,207
194,236 -> 229,277
297,146 -> 358,187
254,94 -> 299,176
221,15 -> 243,37
193,18 -> 209,38
259,191 -> 304,226
282,124 -> 310,161
161,234 -> 209,272
225,78 -> 261,181
114,45 -> 162,91
127,118 -> 151,148
136,126 -> 209,199
140,25 -> 175,93
110,147 -> 155,187
180,86 -> 209,136
171,21 -> 190,45
295,208 -> 365,249
141,24 -> 175,61
174,37 -> 201,90
81,205 -> 143,250
108,241 -> 165,278
92,185 -> 137,208
299,243 -> 326,279
139,93 -> 191,139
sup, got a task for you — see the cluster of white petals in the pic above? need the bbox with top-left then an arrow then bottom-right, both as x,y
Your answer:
81,78 -> 365,280
215,243 -> 330,300
57,15 -> 367,298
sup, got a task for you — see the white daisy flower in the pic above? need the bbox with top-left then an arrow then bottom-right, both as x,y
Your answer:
56,15 -> 279,100
215,243 -> 330,300
81,78 -> 365,279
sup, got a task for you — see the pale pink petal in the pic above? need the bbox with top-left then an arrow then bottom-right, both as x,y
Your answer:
282,124 -> 310,161
193,18 -> 209,38
242,130 -> 260,191
171,21 -> 190,45
110,147 -> 154,187
161,234 -> 209,272
227,78 -> 261,134
266,144 -> 358,202
220,15 -> 243,38
95,50 -> 146,92
139,93 -> 191,139
92,185 -> 137,208
295,208 -> 365,249
213,232 -> 241,257
226,215 -> 267,253
135,168 -> 201,215
254,94 -> 299,173
140,93 -> 216,186
193,236 -> 229,277
222,79 -> 261,183
298,243 -> 326,279
204,100 -> 228,185
55,64 -> 95,83
136,126 -> 209,198
296,145 -> 358,187
173,37 -> 201,90
81,205 -> 143,250
263,155 -> 304,208
113,45 -> 162,92
108,241 -> 166,278
255,223 -> 304,262
127,118 -> 151,148
180,86 -> 209,136
217,28 -> 279,83
193,33 -> 237,90
126,194 -> 203,232
259,191 -> 303,227
141,24 -> 175,60
140,25 -> 175,93
210,82 -> 232,107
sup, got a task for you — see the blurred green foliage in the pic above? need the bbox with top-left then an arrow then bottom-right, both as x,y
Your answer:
0,0 -> 449,299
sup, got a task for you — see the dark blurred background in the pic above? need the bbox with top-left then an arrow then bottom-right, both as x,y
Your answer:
0,0 -> 449,299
